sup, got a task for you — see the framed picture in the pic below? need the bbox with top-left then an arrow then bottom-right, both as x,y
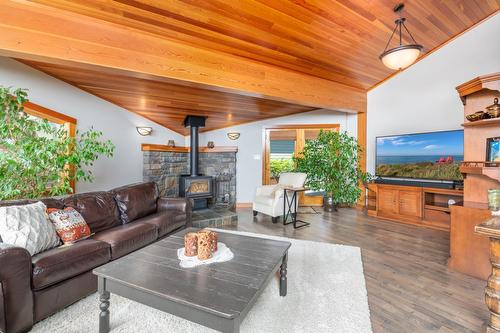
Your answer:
486,137 -> 500,162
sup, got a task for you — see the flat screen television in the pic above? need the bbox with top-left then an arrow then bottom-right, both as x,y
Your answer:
376,130 -> 464,182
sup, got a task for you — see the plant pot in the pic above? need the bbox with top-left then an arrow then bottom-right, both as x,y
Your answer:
323,196 -> 338,212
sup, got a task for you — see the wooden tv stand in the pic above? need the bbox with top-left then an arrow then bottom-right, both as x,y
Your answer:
366,183 -> 463,231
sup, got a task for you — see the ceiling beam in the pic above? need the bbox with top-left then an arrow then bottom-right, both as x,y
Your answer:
0,0 -> 366,112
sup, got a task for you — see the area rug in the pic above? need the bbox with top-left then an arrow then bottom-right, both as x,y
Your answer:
30,230 -> 372,333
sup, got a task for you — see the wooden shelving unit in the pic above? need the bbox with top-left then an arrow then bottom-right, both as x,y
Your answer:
366,183 -> 463,231
460,161 -> 500,183
449,72 -> 500,280
366,183 -> 377,216
462,117 -> 500,128
422,187 -> 463,230
424,203 -> 450,212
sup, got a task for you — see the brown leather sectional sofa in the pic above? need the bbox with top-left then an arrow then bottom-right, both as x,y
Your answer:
0,182 -> 192,333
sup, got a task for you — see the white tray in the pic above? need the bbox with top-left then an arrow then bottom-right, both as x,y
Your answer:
177,242 -> 234,268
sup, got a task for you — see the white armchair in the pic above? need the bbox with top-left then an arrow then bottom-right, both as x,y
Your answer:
253,172 -> 307,223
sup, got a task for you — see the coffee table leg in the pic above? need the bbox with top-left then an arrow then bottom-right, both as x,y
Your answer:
280,252 -> 288,296
221,319 -> 240,333
99,277 -> 110,333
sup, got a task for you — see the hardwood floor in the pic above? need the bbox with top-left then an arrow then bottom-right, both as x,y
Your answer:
224,207 -> 488,333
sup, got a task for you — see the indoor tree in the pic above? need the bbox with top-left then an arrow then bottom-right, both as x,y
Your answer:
0,86 -> 115,200
294,130 -> 371,210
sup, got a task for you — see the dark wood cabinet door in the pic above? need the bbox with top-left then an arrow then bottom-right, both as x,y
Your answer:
398,190 -> 423,218
377,188 -> 398,215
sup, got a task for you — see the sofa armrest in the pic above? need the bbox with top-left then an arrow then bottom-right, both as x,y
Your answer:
273,188 -> 285,200
157,197 -> 192,228
0,244 -> 33,333
255,185 -> 278,197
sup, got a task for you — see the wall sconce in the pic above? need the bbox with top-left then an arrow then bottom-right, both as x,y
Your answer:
227,132 -> 240,140
167,140 -> 175,147
136,126 -> 153,136
207,141 -> 215,148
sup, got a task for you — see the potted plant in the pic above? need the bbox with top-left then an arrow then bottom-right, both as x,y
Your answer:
294,130 -> 370,211
0,86 -> 115,200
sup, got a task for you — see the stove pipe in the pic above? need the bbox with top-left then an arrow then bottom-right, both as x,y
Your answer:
183,116 -> 207,176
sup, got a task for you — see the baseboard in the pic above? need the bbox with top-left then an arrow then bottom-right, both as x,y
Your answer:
236,202 -> 252,208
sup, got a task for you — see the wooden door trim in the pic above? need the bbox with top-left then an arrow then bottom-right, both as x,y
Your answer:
262,128 -> 271,185
264,124 -> 341,130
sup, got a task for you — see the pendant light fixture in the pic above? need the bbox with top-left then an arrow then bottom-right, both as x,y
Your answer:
380,3 -> 423,70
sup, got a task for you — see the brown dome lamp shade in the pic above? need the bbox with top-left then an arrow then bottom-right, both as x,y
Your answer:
380,3 -> 423,70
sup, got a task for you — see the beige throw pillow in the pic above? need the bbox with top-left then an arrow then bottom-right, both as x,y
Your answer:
0,201 -> 60,255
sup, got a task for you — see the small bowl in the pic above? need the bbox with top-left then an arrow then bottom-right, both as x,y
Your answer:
466,111 -> 484,122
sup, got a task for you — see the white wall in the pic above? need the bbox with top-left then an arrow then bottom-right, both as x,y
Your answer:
0,57 -> 184,193
199,109 -> 357,203
367,13 -> 500,174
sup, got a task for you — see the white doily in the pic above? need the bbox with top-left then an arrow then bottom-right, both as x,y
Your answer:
177,242 -> 234,268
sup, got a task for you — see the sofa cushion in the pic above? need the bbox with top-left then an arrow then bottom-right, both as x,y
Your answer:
63,192 -> 120,233
92,222 -> 157,259
112,182 -> 159,224
134,211 -> 186,237
33,271 -> 97,323
31,239 -> 110,290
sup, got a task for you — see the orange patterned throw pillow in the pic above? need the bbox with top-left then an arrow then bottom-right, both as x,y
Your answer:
47,207 -> 91,244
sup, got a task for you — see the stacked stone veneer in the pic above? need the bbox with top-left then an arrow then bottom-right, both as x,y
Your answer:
143,151 -> 189,197
143,151 -> 237,207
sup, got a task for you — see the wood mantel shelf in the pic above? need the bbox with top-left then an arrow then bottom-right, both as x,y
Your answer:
456,72 -> 500,104
460,161 -> 500,183
462,117 -> 500,128
141,144 -> 238,153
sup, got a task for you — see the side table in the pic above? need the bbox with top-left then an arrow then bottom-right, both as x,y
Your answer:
282,187 -> 310,229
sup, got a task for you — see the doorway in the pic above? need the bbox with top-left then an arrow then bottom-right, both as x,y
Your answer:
262,124 -> 340,206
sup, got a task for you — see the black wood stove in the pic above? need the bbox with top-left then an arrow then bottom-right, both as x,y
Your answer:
179,116 -> 214,210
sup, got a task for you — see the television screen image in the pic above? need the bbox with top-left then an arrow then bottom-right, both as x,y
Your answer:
376,130 -> 464,181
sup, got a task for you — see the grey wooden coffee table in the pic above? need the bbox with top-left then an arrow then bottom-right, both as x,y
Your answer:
93,228 -> 291,333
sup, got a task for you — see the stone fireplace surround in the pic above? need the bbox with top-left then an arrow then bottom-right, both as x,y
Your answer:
143,146 -> 237,208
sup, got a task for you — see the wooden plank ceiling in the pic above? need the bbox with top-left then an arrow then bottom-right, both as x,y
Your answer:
18,0 -> 500,133
21,60 -> 316,134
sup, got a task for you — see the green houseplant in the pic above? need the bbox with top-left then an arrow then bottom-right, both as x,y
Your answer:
0,86 -> 115,200
294,130 -> 370,211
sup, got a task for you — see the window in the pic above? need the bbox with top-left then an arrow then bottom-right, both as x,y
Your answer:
23,101 -> 77,192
